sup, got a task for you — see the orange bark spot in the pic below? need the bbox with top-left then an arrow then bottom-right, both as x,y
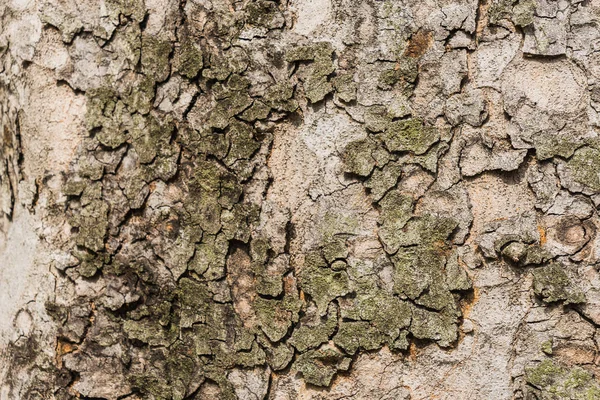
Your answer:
56,340 -> 77,356
537,225 -> 547,246
55,339 -> 78,368
461,287 -> 480,319
408,341 -> 419,361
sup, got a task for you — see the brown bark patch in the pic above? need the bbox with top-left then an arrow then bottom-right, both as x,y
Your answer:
405,29 -> 433,58
226,245 -> 258,328
554,344 -> 596,366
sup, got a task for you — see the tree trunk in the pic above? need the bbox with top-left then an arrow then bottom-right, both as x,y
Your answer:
2,0 -> 600,398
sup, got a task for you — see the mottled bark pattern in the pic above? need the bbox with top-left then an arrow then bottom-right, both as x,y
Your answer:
3,0 -> 600,399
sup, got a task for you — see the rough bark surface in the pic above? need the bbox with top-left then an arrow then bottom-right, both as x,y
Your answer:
3,0 -> 600,398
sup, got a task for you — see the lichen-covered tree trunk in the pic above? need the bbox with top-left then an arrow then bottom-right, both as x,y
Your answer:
3,0 -> 600,398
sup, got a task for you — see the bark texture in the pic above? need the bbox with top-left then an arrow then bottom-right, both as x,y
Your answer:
2,0 -> 600,398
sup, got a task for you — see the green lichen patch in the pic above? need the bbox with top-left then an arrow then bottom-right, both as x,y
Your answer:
445,251 -> 472,292
565,146 -> 600,192
382,118 -> 440,155
254,266 -> 284,297
304,75 -> 333,104
293,347 -> 352,387
188,235 -> 223,279
142,142 -> 180,182
240,100 -> 271,121
261,340 -> 294,371
254,296 -> 301,342
203,50 -> 250,82
189,240 -> 225,279
378,69 -> 403,90
141,35 -> 172,82
384,212 -> 463,346
251,239 -> 287,297
332,74 -> 357,102
388,214 -> 458,249
263,81 -> 298,112
378,58 -> 419,90
525,359 -> 600,399
106,0 -> 146,23
131,115 -> 174,164
85,88 -> 130,148
411,141 -> 448,173
224,121 -> 261,165
541,339 -> 553,355
534,133 -> 583,161
289,305 -> 337,353
128,344 -> 202,400
333,321 -> 386,354
221,202 -> 260,243
285,42 -> 334,64
174,40 -> 204,79
339,287 -> 411,347
129,373 -> 173,400
322,236 -> 349,263
182,160 -> 242,236
286,42 -> 335,103
122,318 -> 178,347
320,211 -> 360,241
244,0 -> 285,29
122,75 -> 155,115
233,342 -> 267,368
177,278 -> 213,327
190,128 -> 230,160
532,263 -> 585,305
70,200 -> 109,252
392,246 -> 445,301
488,0 -> 514,25
377,191 -> 414,254
78,154 -> 105,180
512,0 -> 536,27
364,105 -> 392,133
298,253 -> 351,316
341,138 -> 378,176
72,247 -> 105,278
502,242 -> 552,267
409,306 -> 459,348
341,137 -> 388,177
364,162 -> 403,201
208,92 -> 253,129
63,175 -> 88,196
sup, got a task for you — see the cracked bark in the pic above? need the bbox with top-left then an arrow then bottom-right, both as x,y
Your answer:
3,0 -> 600,399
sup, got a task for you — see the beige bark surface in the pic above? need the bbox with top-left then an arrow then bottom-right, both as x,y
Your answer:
2,0 -> 600,399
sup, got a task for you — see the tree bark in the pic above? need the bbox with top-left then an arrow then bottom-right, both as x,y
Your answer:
2,0 -> 600,399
